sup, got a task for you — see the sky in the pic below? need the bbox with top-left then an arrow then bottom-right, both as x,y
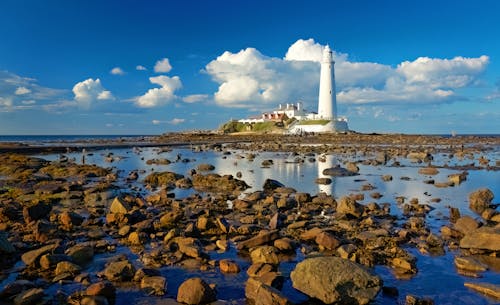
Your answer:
1,0 -> 499,135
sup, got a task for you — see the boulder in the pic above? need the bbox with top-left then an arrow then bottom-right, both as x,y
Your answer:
237,230 -> 280,250
109,197 -> 132,214
291,257 -> 382,305
322,166 -> 357,177
454,216 -> 479,235
104,260 -> 136,282
418,167 -> 439,175
315,231 -> 340,250
464,282 -> 500,299
250,246 -> 280,265
468,188 -> 494,214
141,276 -> 167,296
460,227 -> 500,251
337,196 -> 363,218
21,244 -> 59,266
66,243 -> 94,265
346,162 -> 360,173
177,277 -> 216,304
23,202 -> 51,223
59,211 -> 84,229
454,256 -> 488,272
86,281 -> 116,299
197,164 -> 215,171
144,171 -> 184,187
315,177 -> 332,185
219,259 -> 240,273
55,261 -> 81,276
263,179 -> 285,193
245,277 -> 292,305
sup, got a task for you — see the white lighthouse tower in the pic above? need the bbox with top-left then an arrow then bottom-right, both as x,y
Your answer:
318,45 -> 336,120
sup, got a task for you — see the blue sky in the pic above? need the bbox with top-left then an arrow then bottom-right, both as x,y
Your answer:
1,0 -> 499,135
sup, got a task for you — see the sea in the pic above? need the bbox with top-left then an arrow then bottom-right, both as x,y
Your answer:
0,135 -> 155,144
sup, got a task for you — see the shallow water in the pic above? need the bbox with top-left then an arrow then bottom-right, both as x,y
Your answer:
28,145 -> 500,304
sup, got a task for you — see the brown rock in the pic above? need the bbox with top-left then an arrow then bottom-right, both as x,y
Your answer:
454,216 -> 479,235
454,256 -> 488,272
460,227 -> 500,251
109,196 -> 132,214
315,231 -> 340,250
177,277 -> 216,305
141,276 -> 167,296
86,281 -> 116,299
337,196 -> 363,218
21,243 -> 59,266
13,288 -> 44,305
464,282 -> 500,299
245,277 -> 292,305
219,259 -> 240,273
104,260 -> 136,282
55,261 -> 81,276
274,238 -> 295,252
237,230 -> 280,250
468,188 -> 494,214
66,243 -> 94,265
418,167 -> 439,175
250,246 -> 280,265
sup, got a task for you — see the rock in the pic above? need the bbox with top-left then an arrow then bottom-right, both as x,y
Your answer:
216,239 -> 229,251
322,166 -> 357,177
141,276 -> 167,296
159,211 -> 184,228
469,188 -> 494,214
128,231 -> 147,245
177,277 -> 216,305
381,175 -> 393,182
21,243 -> 59,266
460,227 -> 500,251
454,256 -> 488,272
59,211 -> 84,230
55,261 -> 81,276
269,213 -> 282,230
245,277 -> 292,305
23,202 -> 51,223
86,281 -> 116,299
263,179 -> 285,193
274,238 -> 295,252
337,196 -> 363,218
144,171 -> 184,187
104,260 -> 136,282
109,196 -> 132,214
250,246 -> 280,265
261,160 -> 273,167
176,237 -> 206,259
404,294 -> 434,305
197,163 -> 215,171
454,216 -> 479,235
464,282 -> 500,299
192,173 -> 248,193
80,296 -> 109,305
418,167 -> 439,175
346,162 -> 360,173
407,152 -> 432,162
291,257 -> 382,305
39,254 -> 70,270
216,217 -> 230,233
219,259 -> 240,273
315,231 -> 340,250
237,230 -> 280,250
247,263 -> 276,278
315,177 -> 332,185
448,173 -> 467,185
13,288 -> 44,305
0,231 -> 15,253
66,243 -> 94,265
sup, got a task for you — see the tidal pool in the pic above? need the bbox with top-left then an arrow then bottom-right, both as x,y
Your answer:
29,144 -> 500,304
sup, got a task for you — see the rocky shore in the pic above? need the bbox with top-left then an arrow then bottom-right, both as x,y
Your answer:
0,133 -> 499,305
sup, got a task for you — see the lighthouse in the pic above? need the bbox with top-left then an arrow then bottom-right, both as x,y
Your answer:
317,45 -> 336,120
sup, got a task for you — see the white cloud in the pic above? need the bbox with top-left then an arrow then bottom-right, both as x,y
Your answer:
152,118 -> 185,125
21,100 -> 36,105
0,97 -> 13,107
154,58 -> 172,73
72,78 -> 114,108
15,86 -> 31,95
205,38 -> 489,109
135,75 -> 182,108
110,67 -> 125,75
136,65 -> 147,71
183,94 -> 209,103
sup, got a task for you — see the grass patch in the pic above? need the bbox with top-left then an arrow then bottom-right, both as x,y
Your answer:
297,119 -> 331,125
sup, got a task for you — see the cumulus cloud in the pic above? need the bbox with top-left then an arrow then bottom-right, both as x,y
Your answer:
110,67 -> 125,75
183,94 -> 209,103
15,86 -> 31,95
135,75 -> 182,108
0,97 -> 13,107
205,38 -> 489,109
73,78 -> 114,108
136,65 -> 147,71
154,58 -> 172,73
